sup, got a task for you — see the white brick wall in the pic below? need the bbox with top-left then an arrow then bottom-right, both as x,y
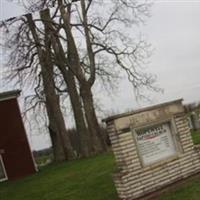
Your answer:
106,102 -> 200,200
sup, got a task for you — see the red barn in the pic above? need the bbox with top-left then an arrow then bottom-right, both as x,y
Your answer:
0,90 -> 37,181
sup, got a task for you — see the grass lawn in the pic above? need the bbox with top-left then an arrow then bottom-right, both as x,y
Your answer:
1,129 -> 200,200
0,153 -> 118,200
156,175 -> 200,200
191,130 -> 200,145
1,153 -> 200,200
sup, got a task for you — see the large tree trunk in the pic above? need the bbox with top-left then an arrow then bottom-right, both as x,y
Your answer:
61,69 -> 92,157
58,2 -> 107,153
80,83 -> 108,153
26,13 -> 75,160
48,118 -> 66,162
41,54 -> 75,160
46,95 -> 66,162
40,9 -> 92,157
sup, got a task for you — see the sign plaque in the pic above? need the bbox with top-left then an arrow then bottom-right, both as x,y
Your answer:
135,122 -> 177,166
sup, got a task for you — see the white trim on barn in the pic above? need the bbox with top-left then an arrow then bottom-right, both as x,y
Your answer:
0,154 -> 8,182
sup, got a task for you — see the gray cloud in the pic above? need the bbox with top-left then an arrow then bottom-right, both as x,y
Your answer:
0,0 -> 25,21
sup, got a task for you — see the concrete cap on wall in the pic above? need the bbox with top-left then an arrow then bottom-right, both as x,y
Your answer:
102,99 -> 183,123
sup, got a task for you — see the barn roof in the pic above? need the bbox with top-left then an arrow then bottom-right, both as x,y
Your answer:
0,90 -> 21,102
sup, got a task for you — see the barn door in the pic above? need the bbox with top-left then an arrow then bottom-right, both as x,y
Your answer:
0,155 -> 7,182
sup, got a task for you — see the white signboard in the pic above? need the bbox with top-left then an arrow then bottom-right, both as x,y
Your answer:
135,122 -> 177,166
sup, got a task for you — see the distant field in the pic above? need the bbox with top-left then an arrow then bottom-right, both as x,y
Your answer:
35,154 -> 53,166
1,129 -> 200,200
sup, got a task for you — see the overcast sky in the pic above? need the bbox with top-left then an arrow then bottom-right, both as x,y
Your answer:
1,0 -> 200,150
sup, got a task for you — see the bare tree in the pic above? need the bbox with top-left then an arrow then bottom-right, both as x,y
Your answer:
53,0 -> 156,152
40,9 -> 92,157
14,0 -> 96,157
1,0 -> 157,156
0,13 -> 76,161
26,13 -> 75,160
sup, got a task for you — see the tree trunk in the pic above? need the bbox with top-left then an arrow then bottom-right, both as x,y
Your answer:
48,124 -> 66,162
45,100 -> 65,162
53,3 -> 108,153
26,13 -> 75,160
41,58 -> 75,160
62,69 -> 92,157
40,9 -> 92,157
80,83 -> 108,153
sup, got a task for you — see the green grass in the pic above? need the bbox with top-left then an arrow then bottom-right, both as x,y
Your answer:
0,153 -> 118,200
1,153 -> 200,200
156,175 -> 200,200
191,130 -> 200,145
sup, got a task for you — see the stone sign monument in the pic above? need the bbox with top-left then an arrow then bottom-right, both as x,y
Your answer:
103,99 -> 200,199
